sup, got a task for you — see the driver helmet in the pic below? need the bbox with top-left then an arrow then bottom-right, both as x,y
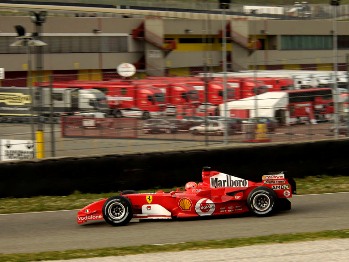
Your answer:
185,181 -> 197,190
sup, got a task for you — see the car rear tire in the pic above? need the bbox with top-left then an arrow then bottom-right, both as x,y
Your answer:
247,186 -> 277,216
102,196 -> 133,226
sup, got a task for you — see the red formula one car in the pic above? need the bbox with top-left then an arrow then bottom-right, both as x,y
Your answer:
77,167 -> 296,226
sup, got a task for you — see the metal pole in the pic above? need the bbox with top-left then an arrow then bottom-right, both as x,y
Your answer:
35,21 -> 45,158
346,54 -> 349,133
49,75 -> 55,157
26,39 -> 36,158
203,0 -> 209,146
204,74 -> 209,146
222,6 -> 228,144
31,11 -> 47,159
333,4 -> 339,139
251,12 -> 258,120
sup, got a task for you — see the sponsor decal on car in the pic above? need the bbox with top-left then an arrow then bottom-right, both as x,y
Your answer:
146,195 -> 153,204
284,190 -> 291,197
219,206 -> 235,213
210,173 -> 248,188
195,198 -> 215,216
234,192 -> 243,200
271,185 -> 290,190
77,214 -> 102,222
264,179 -> 286,184
178,198 -> 192,211
235,205 -> 243,211
262,173 -> 285,180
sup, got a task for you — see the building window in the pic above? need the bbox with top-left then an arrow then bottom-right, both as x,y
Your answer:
0,37 -> 13,53
178,38 -> 215,44
338,36 -> 349,49
1,36 -> 128,54
281,35 -> 332,50
52,93 -> 63,101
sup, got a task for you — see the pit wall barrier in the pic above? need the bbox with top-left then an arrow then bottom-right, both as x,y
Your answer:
0,139 -> 348,198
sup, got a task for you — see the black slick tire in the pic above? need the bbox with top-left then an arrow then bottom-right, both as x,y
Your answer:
247,186 -> 277,217
102,196 -> 133,226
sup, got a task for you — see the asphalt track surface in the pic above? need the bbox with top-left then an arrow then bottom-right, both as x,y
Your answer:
1,193 -> 348,255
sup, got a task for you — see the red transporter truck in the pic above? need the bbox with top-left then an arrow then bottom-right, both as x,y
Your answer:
102,82 -> 166,119
226,76 -> 294,95
286,88 -> 334,124
184,80 -> 236,116
131,78 -> 200,117
47,80 -> 166,119
213,77 -> 270,100
253,77 -> 295,92
155,82 -> 200,117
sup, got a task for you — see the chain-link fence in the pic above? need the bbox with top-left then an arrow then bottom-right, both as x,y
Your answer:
1,72 -> 347,162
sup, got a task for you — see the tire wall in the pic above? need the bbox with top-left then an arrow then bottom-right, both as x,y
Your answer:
0,139 -> 348,197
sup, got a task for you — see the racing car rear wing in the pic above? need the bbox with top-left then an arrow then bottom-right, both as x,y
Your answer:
262,171 -> 297,194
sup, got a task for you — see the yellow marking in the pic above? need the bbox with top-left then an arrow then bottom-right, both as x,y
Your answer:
255,123 -> 268,139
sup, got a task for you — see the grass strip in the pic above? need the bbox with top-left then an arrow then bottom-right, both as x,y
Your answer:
0,229 -> 348,262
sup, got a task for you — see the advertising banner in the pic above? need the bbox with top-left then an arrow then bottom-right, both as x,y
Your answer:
0,139 -> 35,161
0,87 -> 32,116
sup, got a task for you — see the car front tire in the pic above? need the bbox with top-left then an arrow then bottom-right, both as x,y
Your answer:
102,196 -> 133,226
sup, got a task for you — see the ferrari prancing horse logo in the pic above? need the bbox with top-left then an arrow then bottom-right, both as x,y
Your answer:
146,195 -> 153,204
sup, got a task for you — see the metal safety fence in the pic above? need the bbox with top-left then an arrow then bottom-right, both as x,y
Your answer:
0,115 -> 347,162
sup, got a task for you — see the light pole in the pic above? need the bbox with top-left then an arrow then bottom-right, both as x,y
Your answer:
219,0 -> 230,145
203,0 -> 210,147
251,10 -> 259,120
331,0 -> 340,139
30,11 -> 47,158
10,25 -> 47,159
347,54 -> 349,133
